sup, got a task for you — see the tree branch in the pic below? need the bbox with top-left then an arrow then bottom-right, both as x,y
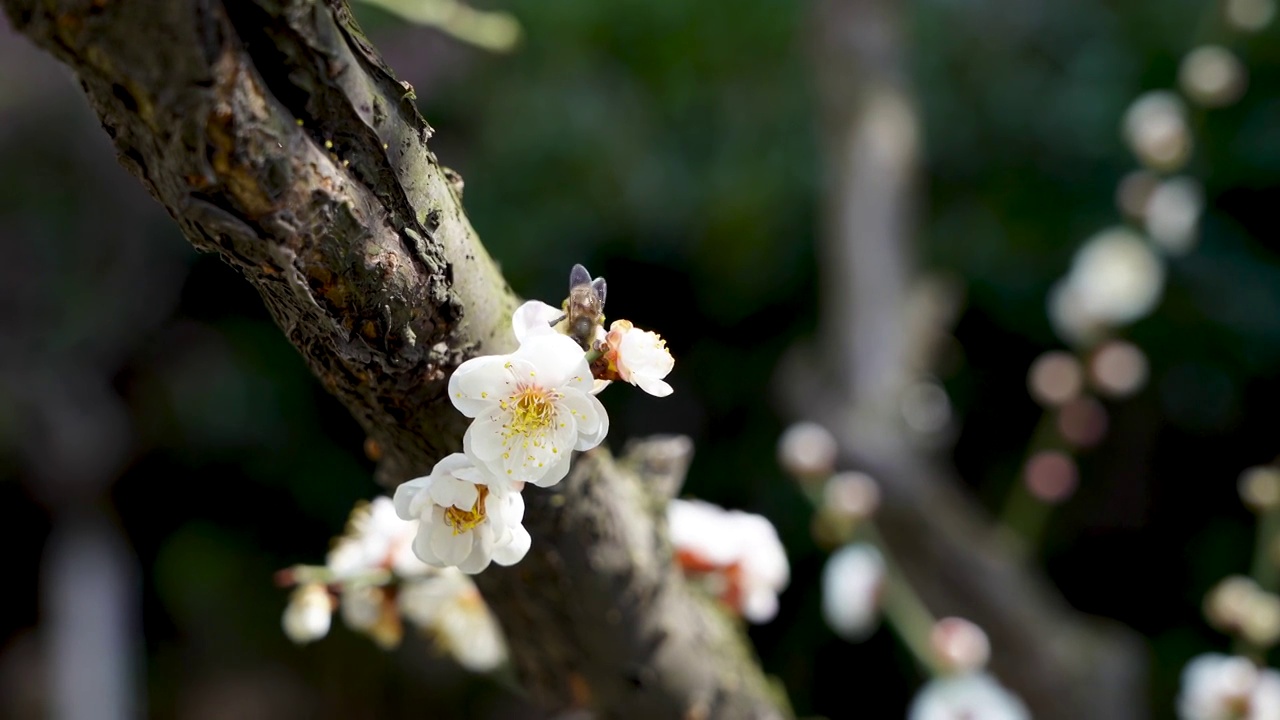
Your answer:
1,1 -> 787,717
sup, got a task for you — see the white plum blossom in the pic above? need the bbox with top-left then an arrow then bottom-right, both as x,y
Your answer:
603,320 -> 674,397
909,673 -> 1030,720
667,498 -> 789,623
400,568 -> 508,672
1178,653 -> 1280,720
282,583 -> 333,645
394,453 -> 532,574
822,543 -> 885,641
450,333 -> 609,488
326,496 -> 426,581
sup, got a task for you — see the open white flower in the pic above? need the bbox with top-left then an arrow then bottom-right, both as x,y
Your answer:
400,568 -> 508,672
450,333 -> 609,488
1178,653 -> 1280,720
326,496 -> 426,581
909,673 -> 1030,720
668,499 -> 789,623
822,543 -> 885,641
604,320 -> 674,397
394,453 -> 532,574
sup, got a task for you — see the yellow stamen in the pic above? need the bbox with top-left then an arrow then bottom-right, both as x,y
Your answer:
444,485 -> 490,535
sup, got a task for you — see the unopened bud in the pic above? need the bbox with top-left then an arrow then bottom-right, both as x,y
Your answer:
1028,351 -> 1083,407
1179,46 -> 1247,108
1089,341 -> 1149,399
1057,396 -> 1109,449
813,472 -> 882,546
1206,575 -> 1262,633
1225,0 -> 1276,31
824,472 -> 881,521
778,422 -> 838,480
1122,91 -> 1192,172
930,617 -> 991,674
1024,451 -> 1078,504
1241,591 -> 1280,649
1239,466 -> 1280,513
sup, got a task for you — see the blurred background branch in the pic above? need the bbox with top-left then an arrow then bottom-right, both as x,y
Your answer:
783,0 -> 1148,717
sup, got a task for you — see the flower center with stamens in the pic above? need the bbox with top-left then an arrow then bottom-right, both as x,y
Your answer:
506,385 -> 557,436
444,485 -> 490,535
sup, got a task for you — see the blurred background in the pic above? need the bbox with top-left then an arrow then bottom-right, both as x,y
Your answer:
3,0 -> 1280,717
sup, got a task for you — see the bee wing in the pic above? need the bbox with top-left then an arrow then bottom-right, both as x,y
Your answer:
569,263 -> 592,289
591,277 -> 606,305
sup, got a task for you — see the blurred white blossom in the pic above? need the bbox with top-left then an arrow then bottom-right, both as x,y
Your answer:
777,421 -> 839,479
399,568 -> 508,672
667,499 -> 790,623
1122,91 -> 1192,171
326,496 -> 425,581
339,584 -> 402,649
282,583 -> 332,645
1145,176 -> 1204,256
1226,0 -> 1277,31
821,543 -> 885,640
908,673 -> 1030,720
1179,46 -> 1247,108
1050,228 -> 1165,345
930,617 -> 991,675
1178,653 -> 1280,720
1089,340 -> 1150,399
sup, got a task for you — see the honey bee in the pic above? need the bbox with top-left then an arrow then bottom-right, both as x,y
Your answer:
554,263 -> 607,350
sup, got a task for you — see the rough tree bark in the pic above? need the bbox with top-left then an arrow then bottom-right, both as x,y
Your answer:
1,1 -> 788,718
794,0 -> 1148,718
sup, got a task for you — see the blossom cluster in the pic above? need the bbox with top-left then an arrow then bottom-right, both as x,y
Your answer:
280,497 -> 507,672
395,268 -> 675,576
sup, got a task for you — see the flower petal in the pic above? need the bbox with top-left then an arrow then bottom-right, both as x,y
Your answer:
529,451 -> 572,488
395,477 -> 436,520
464,414 -> 507,462
571,393 -> 609,451
512,334 -> 589,388
634,375 -> 674,397
449,355 -> 511,418
458,548 -> 493,575
493,525 -> 532,566
430,476 -> 478,510
512,300 -> 564,343
431,452 -> 475,479
432,522 -> 474,567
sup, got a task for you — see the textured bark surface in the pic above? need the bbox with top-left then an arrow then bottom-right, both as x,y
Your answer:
1,1 -> 788,717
